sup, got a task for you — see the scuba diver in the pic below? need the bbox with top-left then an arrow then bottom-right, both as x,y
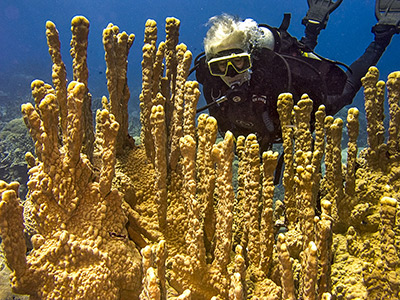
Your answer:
194,0 -> 400,153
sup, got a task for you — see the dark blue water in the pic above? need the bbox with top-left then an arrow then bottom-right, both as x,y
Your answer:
0,0 -> 399,112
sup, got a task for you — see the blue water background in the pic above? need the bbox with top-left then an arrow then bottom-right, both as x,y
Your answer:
0,0 -> 399,113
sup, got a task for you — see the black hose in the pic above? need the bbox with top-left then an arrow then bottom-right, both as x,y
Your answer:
188,51 -> 206,76
273,52 -> 292,91
310,51 -> 352,73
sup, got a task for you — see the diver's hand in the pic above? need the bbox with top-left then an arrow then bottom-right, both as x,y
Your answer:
375,0 -> 400,32
302,0 -> 344,29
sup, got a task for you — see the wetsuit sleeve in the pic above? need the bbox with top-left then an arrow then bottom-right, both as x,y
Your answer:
300,22 -> 323,51
324,26 -> 395,116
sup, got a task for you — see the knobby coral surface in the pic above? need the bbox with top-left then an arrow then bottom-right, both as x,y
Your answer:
328,67 -> 400,299
0,17 -> 142,300
0,16 -> 399,300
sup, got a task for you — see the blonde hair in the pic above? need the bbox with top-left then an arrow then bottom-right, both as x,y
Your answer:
204,14 -> 270,60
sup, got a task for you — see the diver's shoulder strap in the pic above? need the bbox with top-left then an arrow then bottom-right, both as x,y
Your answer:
279,13 -> 291,31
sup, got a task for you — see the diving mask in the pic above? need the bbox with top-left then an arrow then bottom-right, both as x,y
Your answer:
208,52 -> 252,76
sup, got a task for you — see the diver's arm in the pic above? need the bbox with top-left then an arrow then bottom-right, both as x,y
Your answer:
325,0 -> 399,116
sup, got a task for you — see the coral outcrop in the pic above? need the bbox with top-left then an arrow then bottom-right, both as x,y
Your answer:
0,16 -> 399,300
0,16 -> 142,300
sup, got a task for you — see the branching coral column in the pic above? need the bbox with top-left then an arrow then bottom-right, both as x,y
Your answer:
233,136 -> 247,247
387,71 -> 400,160
345,108 -> 359,197
229,245 -> 246,299
164,17 -> 180,124
316,200 -> 333,297
45,21 -> 68,136
292,95 -> 315,249
210,131 -> 235,297
277,234 -> 296,300
311,105 -> 326,205
260,150 -> 279,274
243,134 -> 262,266
70,16 -> 95,159
180,135 -> 206,269
295,151 -> 315,249
103,22 -> 135,154
302,241 -> 318,299
169,45 -> 193,170
151,104 -> 168,230
183,81 -> 200,139
324,118 -> 344,231
139,240 -> 170,299
0,182 -> 27,289
361,66 -> 387,167
294,94 -> 313,153
196,114 -> 218,251
362,197 -> 400,299
140,19 -> 158,161
378,197 -> 399,298
277,93 -> 296,228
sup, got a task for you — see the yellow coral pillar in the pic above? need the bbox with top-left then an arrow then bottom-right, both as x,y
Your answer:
277,93 -> 296,228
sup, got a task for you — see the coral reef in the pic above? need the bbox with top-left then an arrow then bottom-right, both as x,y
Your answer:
0,16 -> 399,300
0,118 -> 34,198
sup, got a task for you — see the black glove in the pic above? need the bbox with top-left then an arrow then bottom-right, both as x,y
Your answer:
374,0 -> 400,33
302,0 -> 344,29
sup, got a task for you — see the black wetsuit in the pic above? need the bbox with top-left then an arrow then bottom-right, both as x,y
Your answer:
196,23 -> 394,152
